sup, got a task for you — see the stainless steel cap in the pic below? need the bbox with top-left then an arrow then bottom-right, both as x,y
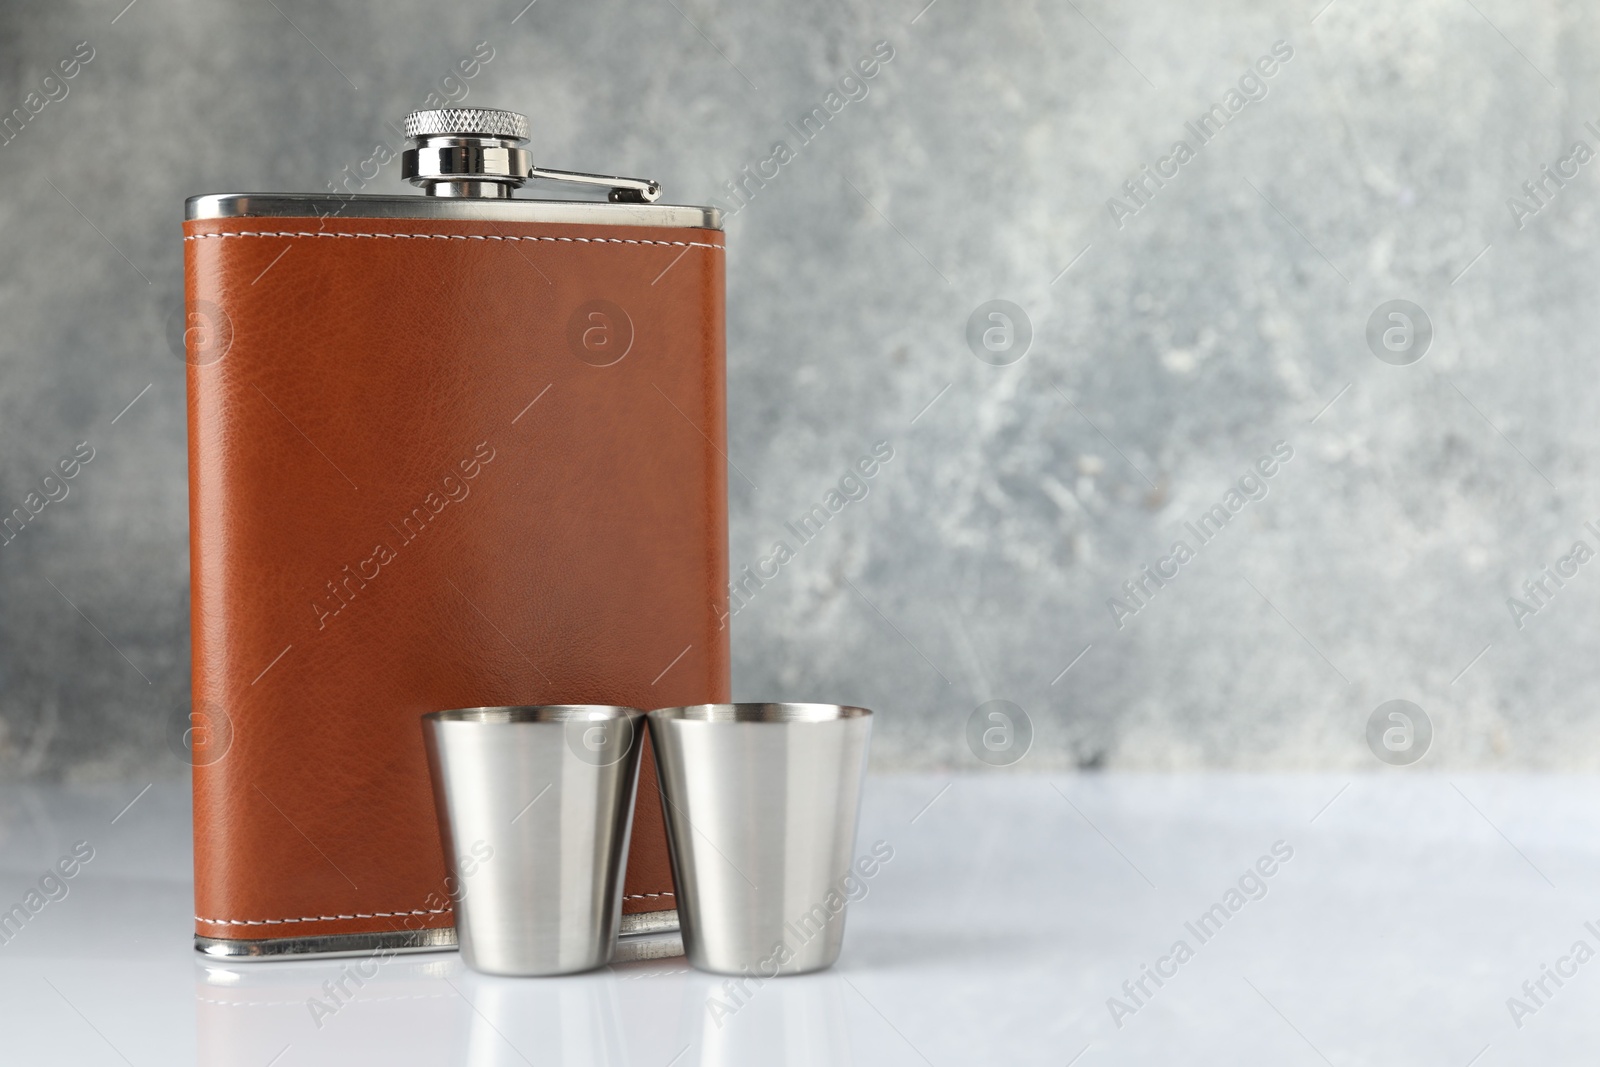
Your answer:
404,107 -> 530,140
399,106 -> 661,202
401,108 -> 531,199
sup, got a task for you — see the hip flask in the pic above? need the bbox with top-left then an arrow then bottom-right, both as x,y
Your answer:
183,108 -> 728,960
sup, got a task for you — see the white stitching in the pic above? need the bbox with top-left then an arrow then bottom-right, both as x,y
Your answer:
184,231 -> 723,251
195,907 -> 452,927
196,893 -> 672,924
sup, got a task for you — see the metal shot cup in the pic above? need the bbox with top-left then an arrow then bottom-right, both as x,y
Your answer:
647,703 -> 873,976
421,705 -> 644,976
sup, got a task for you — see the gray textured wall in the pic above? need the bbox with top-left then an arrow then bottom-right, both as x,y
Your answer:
0,0 -> 1594,778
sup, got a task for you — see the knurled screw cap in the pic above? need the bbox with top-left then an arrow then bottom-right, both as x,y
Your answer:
403,108 -> 529,142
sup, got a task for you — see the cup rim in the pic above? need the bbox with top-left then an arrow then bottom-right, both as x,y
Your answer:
648,702 -> 871,724
424,704 -> 643,725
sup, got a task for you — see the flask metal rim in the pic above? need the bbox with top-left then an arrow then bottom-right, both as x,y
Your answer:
183,193 -> 722,229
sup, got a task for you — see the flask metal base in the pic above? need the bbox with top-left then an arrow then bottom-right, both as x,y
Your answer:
194,910 -> 683,963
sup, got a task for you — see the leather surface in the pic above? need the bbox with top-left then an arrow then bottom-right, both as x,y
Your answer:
184,212 -> 728,942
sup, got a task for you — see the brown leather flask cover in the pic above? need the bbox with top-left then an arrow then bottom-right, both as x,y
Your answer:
184,212 -> 728,944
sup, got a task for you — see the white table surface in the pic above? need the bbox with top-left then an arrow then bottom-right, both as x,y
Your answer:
0,773 -> 1594,1066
